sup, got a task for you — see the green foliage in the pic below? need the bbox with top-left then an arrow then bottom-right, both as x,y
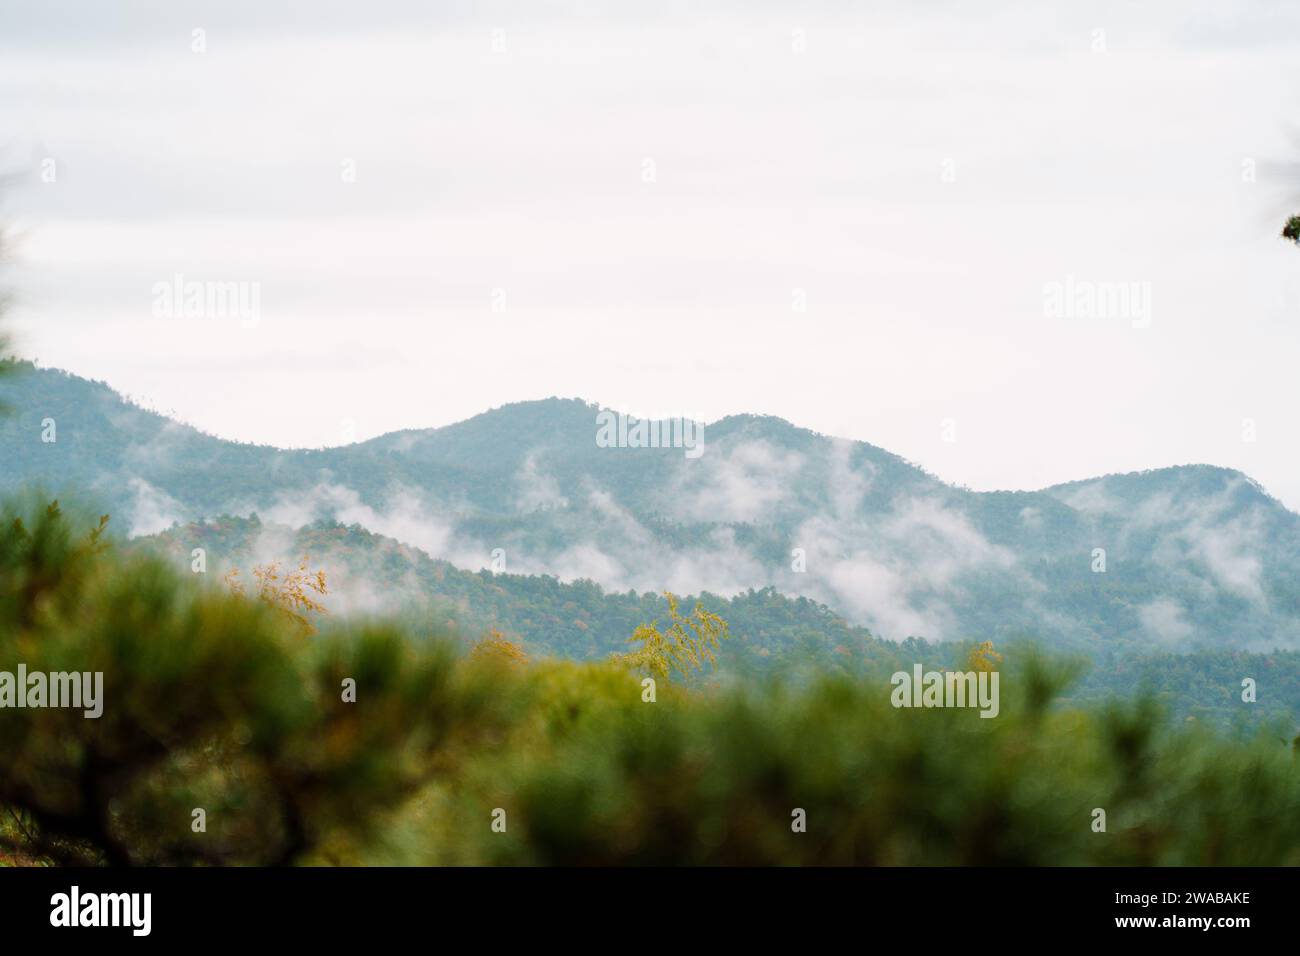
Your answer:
0,500 -> 512,865
438,656 -> 1300,866
6,366 -> 1300,659
140,516 -> 892,674
3,497 -> 1299,867
130,517 -> 1300,730
1284,214 -> 1300,245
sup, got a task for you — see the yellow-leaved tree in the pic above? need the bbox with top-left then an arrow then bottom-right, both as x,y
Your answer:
225,556 -> 328,635
966,640 -> 1003,673
614,593 -> 729,680
471,629 -> 530,666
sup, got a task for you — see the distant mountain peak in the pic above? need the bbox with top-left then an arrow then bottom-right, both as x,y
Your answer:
3,363 -> 1297,653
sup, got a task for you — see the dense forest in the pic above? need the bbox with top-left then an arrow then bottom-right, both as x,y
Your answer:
130,515 -> 1300,729
2,499 -> 1299,866
4,361 -> 1300,656
3,217 -> 1300,866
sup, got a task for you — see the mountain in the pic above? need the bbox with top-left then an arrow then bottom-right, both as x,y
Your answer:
137,515 -> 1300,727
139,514 -> 902,677
3,360 -> 1299,653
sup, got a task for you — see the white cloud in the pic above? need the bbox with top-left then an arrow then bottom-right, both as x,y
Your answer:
667,440 -> 804,524
1138,597 -> 1194,645
514,452 -> 569,513
125,477 -> 185,536
259,482 -> 458,560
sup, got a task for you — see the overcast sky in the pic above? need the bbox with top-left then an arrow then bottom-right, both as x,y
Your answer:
3,0 -> 1300,507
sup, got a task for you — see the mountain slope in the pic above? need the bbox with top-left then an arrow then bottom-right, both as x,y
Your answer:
140,514 -> 900,678
2,361 -> 1298,652
135,515 -> 1300,727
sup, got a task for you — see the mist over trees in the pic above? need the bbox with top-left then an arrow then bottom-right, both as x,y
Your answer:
2,500 -> 1300,866
1,208 -> 1298,869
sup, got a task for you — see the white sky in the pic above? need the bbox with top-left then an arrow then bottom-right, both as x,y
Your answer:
3,1 -> 1300,507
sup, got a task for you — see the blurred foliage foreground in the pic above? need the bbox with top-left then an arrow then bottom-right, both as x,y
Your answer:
1,500 -> 1298,867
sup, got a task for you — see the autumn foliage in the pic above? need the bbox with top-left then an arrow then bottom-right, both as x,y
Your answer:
3,502 -> 1300,866
224,557 -> 328,635
613,592 -> 730,680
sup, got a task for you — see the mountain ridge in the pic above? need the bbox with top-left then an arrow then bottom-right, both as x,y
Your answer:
3,360 -> 1277,505
133,513 -> 1300,726
3,360 -> 1298,652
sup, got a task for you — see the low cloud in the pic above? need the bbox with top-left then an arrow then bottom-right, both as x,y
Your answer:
666,440 -> 805,525
1137,597 -> 1194,645
261,482 -> 456,559
119,437 -> 1287,649
514,451 -> 570,513
126,478 -> 185,536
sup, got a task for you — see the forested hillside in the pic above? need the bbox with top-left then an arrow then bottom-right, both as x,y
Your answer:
4,361 -> 1300,655
135,515 -> 1300,728
2,499 -> 1298,866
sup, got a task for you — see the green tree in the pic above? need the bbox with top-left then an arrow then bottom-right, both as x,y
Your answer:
0,501 -> 508,865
